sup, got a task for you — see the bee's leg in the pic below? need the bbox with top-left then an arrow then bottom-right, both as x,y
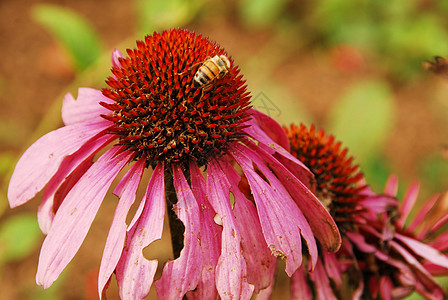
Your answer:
176,62 -> 202,76
197,82 -> 214,100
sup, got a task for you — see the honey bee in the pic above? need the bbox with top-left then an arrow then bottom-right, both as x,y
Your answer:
194,55 -> 231,87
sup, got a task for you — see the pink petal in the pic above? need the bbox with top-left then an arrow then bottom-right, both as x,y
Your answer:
429,213 -> 448,234
8,122 -> 110,208
98,157 -> 146,299
248,109 -> 290,151
384,174 -> 399,196
242,140 -> 341,253
255,282 -> 274,300
186,162 -> 222,300
218,159 -> 276,292
407,194 -> 440,233
62,88 -> 114,125
430,231 -> 448,252
111,49 -> 124,68
396,182 -> 419,229
323,251 -> 342,288
391,286 -> 414,299
115,162 -> 165,300
422,261 -> 448,276
229,143 -> 317,275
291,266 -> 313,300
38,158 -> 93,234
241,112 -> 313,185
379,276 -> 393,300
359,195 -> 398,215
36,146 -> 132,288
38,134 -> 114,233
389,240 -> 441,291
206,159 -> 255,299
395,233 -> 448,269
345,231 -> 377,253
415,280 -> 445,300
309,259 -> 338,300
155,164 -> 202,298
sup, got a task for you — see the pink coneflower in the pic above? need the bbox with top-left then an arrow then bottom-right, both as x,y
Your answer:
284,124 -> 448,300
8,29 -> 341,299
349,176 -> 448,300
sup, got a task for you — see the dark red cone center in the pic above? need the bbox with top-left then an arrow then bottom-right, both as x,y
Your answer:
100,29 -> 251,167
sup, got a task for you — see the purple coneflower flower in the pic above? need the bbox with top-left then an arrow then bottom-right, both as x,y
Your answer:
8,29 -> 341,299
350,176 -> 448,300
284,123 -> 448,300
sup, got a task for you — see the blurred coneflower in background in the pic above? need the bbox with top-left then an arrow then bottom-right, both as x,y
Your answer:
285,123 -> 448,300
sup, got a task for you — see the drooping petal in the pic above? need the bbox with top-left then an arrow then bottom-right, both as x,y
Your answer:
359,194 -> 398,215
206,159 -> 254,299
345,231 -> 377,253
98,157 -> 146,299
242,140 -> 341,253
38,134 -> 114,233
62,88 -> 114,125
415,280 -> 445,300
309,259 -> 338,300
111,49 -> 124,68
407,194 -> 440,233
255,282 -> 274,300
38,158 -> 93,234
241,114 -> 314,185
36,146 -> 132,288
384,174 -> 399,196
187,162 -> 222,300
115,162 -> 165,300
394,233 -> 448,269
8,122 -> 110,208
218,159 -> 276,292
323,251 -> 342,288
379,276 -> 393,300
229,142 -> 316,275
291,266 -> 313,300
248,109 -> 290,151
155,164 -> 202,299
396,182 -> 419,228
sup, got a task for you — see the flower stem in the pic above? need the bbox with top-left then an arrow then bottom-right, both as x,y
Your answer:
164,169 -> 185,259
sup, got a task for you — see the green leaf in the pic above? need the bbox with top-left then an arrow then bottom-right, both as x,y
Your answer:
419,154 -> 448,193
31,4 -> 103,71
328,80 -> 395,165
135,0 -> 203,33
239,0 -> 289,27
0,214 -> 41,267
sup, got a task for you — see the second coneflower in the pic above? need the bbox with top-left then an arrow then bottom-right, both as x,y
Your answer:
8,29 -> 341,299
284,123 -> 448,300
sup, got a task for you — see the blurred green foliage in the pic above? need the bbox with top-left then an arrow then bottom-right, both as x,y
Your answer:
135,0 -> 204,33
327,80 -> 395,189
0,214 -> 41,268
309,0 -> 448,79
238,0 -> 289,27
328,80 -> 395,165
31,4 -> 103,71
419,154 -> 448,193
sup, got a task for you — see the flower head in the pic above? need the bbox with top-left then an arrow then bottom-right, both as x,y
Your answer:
285,123 -> 448,300
100,30 -> 251,167
348,177 -> 448,299
8,29 -> 340,299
